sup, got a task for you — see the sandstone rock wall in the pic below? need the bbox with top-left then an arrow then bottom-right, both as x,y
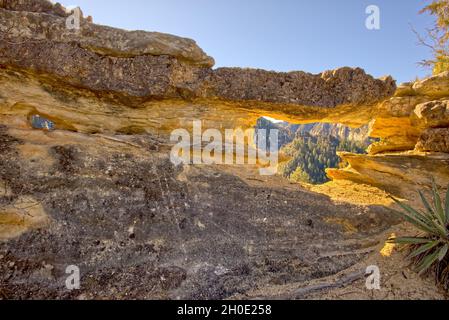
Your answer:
328,73 -> 449,198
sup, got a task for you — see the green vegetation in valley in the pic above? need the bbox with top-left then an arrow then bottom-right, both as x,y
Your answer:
279,134 -> 368,184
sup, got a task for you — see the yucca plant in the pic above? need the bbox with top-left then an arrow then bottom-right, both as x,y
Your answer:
388,179 -> 449,290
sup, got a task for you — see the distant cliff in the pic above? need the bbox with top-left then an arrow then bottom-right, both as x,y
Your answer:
255,117 -> 373,151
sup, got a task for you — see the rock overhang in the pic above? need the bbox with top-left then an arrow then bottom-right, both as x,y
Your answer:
0,0 -> 396,111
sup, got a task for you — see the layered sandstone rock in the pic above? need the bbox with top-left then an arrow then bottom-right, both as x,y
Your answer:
327,152 -> 449,200
413,100 -> 449,153
327,72 -> 449,198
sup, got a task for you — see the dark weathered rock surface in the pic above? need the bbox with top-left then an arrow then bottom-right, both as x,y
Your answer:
205,67 -> 395,107
0,0 -> 69,17
0,39 -> 209,99
416,128 -> 449,153
0,126 -> 397,299
0,2 -> 214,67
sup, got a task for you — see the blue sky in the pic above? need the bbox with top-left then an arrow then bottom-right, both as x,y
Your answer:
59,0 -> 435,83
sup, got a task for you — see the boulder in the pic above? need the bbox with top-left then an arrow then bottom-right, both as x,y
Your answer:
413,71 -> 449,98
416,128 -> 449,153
413,100 -> 449,129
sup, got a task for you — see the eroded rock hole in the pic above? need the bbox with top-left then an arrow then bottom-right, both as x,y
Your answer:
255,117 -> 378,184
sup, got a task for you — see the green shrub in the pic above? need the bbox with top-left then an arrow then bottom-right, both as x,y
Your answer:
289,167 -> 311,184
388,179 -> 449,290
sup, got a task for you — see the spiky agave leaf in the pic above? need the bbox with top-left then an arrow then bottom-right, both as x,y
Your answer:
437,264 -> 449,289
390,209 -> 437,235
417,249 -> 440,275
390,197 -> 447,237
438,244 -> 449,262
408,240 -> 441,259
388,237 -> 432,245
419,191 -> 436,218
445,184 -> 449,224
418,190 -> 448,233
390,181 -> 449,289
432,178 -> 446,226
389,197 -> 432,227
